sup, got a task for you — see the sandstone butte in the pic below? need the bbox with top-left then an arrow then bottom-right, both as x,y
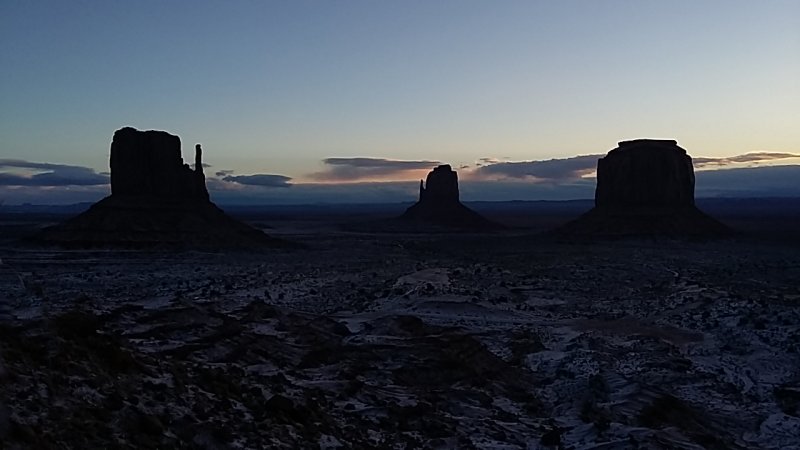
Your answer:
35,127 -> 287,248
557,139 -> 729,237
401,164 -> 498,230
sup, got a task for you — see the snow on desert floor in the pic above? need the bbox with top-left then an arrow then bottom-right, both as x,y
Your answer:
1,227 -> 799,449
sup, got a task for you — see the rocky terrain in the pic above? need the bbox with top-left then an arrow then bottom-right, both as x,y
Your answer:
1,227 -> 799,449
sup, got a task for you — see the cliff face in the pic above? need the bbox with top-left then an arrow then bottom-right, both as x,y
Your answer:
419,164 -> 460,204
595,139 -> 694,209
35,127 -> 283,248
110,127 -> 208,201
556,139 -> 729,238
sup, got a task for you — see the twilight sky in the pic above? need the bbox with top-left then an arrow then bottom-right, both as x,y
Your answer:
1,1 -> 799,204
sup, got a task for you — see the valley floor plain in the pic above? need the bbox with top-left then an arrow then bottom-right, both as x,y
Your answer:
0,199 -> 799,449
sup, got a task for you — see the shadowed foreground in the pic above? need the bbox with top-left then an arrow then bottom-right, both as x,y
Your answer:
1,224 -> 798,448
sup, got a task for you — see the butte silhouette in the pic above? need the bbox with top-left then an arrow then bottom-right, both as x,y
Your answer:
556,139 -> 729,237
36,127 -> 285,248
400,164 -> 498,230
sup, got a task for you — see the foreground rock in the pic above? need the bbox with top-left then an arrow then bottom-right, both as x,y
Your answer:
557,139 -> 729,237
36,127 -> 286,248
400,165 -> 498,230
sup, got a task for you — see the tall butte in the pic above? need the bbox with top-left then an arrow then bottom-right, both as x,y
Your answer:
109,127 -> 209,200
400,164 -> 498,230
36,127 -> 285,248
557,139 -> 729,237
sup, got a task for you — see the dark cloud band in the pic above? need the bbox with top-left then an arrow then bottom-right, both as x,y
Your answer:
471,151 -> 800,183
309,157 -> 440,181
221,174 -> 293,188
0,159 -> 109,186
693,152 -> 800,168
471,155 -> 600,181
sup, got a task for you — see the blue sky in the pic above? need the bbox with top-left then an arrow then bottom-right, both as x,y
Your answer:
1,1 -> 798,204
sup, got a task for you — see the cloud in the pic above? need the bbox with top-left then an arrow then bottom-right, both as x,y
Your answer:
215,169 -> 235,177
476,157 -> 501,166
308,157 -> 440,181
695,165 -> 800,197
470,151 -> 800,182
0,159 -> 109,186
470,155 -> 601,182
221,174 -> 293,188
693,152 -> 800,168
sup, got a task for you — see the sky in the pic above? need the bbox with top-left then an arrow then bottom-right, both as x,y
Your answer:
1,0 -> 799,204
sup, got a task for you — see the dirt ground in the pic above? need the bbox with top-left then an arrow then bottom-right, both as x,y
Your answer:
1,210 -> 799,449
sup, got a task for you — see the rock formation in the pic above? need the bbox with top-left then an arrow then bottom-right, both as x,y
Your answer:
595,139 -> 695,209
36,127 -> 285,248
400,165 -> 497,230
557,139 -> 729,237
109,127 -> 209,200
419,164 -> 459,204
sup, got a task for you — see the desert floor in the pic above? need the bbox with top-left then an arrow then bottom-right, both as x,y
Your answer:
1,212 -> 799,449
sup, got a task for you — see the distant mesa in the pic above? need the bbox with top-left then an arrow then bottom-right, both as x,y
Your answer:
400,164 -> 498,230
595,139 -> 694,209
556,139 -> 729,237
110,127 -> 209,201
36,127 -> 286,248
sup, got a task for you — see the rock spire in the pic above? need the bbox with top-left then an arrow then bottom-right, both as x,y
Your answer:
401,164 -> 497,230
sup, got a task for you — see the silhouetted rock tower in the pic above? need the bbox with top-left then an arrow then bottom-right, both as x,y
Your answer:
109,127 -> 208,201
595,139 -> 694,208
195,144 -> 203,173
419,164 -> 460,204
401,164 -> 497,230
35,127 -> 284,248
556,139 -> 728,237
